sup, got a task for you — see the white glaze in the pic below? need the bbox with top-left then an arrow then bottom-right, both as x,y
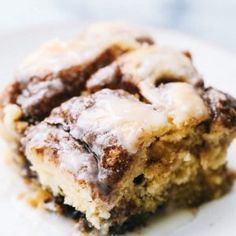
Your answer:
73,91 -> 169,154
140,82 -> 209,127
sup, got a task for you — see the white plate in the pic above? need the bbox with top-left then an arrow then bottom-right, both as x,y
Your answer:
0,23 -> 235,236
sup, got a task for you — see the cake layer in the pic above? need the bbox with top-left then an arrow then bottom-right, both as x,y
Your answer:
22,88 -> 235,233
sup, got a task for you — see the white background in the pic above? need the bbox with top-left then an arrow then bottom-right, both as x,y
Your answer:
0,0 -> 236,51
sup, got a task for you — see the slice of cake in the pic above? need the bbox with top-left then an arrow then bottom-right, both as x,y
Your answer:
0,23 -> 235,235
23,84 -> 235,234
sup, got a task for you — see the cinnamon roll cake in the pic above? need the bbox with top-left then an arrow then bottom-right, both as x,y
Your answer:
0,23 -> 235,235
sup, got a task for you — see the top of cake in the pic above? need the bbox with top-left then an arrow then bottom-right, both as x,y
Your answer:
1,23 -> 153,121
2,22 -> 235,129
